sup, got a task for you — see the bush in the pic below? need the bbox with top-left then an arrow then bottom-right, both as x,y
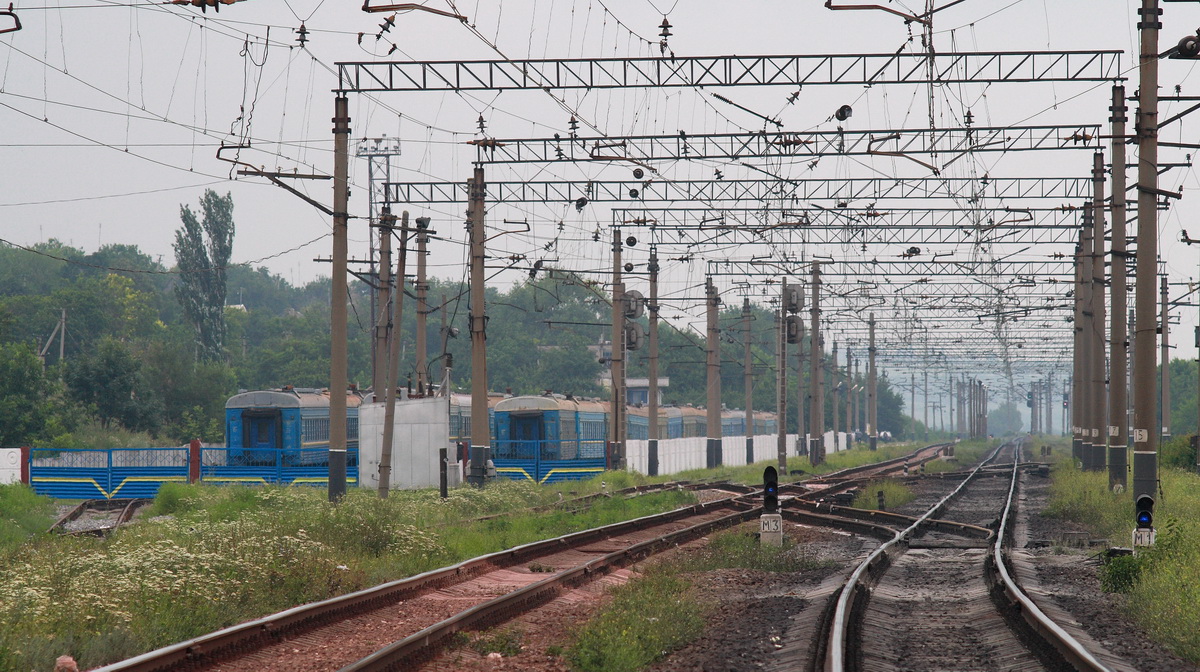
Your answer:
1160,435 -> 1196,471
0,484 -> 55,554
1101,553 -> 1144,593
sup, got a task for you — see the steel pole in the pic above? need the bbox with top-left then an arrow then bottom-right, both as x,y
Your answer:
810,263 -> 824,463
1092,150 -> 1108,471
468,168 -> 490,484
706,276 -> 722,468
1132,0 -> 1160,506
868,313 -> 877,451
744,297 -> 754,466
1110,83 -> 1130,489
329,95 -> 350,502
647,247 -> 660,476
777,280 -> 788,470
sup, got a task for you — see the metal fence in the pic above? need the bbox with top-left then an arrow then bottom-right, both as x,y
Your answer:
26,447 -> 359,499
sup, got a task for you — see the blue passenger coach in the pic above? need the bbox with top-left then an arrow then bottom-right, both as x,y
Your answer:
225,387 -> 363,466
492,395 -> 608,483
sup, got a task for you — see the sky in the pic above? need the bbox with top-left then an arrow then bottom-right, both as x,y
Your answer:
3,0 -> 1200,405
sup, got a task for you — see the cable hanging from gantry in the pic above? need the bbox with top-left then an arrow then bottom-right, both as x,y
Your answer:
167,0 -> 246,13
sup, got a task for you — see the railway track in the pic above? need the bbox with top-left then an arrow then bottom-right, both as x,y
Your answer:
94,489 -> 759,672
816,437 -> 1113,672
50,498 -> 149,537
88,442 -> 983,672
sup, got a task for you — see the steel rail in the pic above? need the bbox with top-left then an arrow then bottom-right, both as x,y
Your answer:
337,506 -> 760,671
824,440 -> 1008,671
92,497 -> 752,672
988,440 -> 1113,671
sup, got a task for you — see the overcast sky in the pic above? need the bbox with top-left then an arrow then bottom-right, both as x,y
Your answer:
3,1 -> 1200,398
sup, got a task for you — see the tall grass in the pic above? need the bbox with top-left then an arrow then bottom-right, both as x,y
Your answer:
567,528 -> 815,672
568,571 -> 703,672
851,479 -> 915,510
1045,462 -> 1200,661
0,484 -> 55,554
0,476 -> 693,672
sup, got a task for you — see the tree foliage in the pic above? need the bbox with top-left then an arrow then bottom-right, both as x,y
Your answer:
174,190 -> 235,362
64,336 -> 163,433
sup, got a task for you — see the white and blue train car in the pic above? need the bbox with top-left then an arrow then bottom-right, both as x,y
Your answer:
224,387 -> 363,467
492,395 -> 609,484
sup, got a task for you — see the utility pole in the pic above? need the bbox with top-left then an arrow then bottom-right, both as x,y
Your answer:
832,341 -> 840,452
948,370 -> 954,437
1162,274 -> 1171,441
810,262 -> 824,464
329,95 -> 350,503
379,211 -> 410,498
846,349 -> 854,449
1047,371 -> 1055,437
854,356 -> 861,441
868,313 -> 878,451
1092,150 -> 1108,473
923,365 -> 929,441
706,276 -> 722,469
796,290 -> 807,458
440,293 -> 450,386
776,279 -> 788,470
1132,0 -> 1160,530
743,297 -> 754,466
415,217 -> 431,394
1082,223 -> 1096,470
372,210 -> 394,397
1072,222 -> 1087,465
648,246 -> 660,476
610,229 -> 626,469
468,166 -> 490,483
911,373 -> 917,441
1110,83 -> 1130,490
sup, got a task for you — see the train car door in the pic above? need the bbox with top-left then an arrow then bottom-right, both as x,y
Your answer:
242,411 -> 282,464
512,415 -> 544,466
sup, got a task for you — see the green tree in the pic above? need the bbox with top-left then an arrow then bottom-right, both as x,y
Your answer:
64,337 -> 162,433
988,401 -> 1023,437
174,190 -> 235,362
0,343 -> 51,446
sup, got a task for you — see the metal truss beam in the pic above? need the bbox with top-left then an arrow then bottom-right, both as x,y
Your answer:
703,258 -> 1073,278
337,51 -> 1122,92
385,176 -> 1091,204
476,125 -> 1102,164
613,207 -> 1082,246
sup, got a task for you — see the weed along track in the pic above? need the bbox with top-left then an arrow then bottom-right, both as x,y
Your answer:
92,492 -> 759,672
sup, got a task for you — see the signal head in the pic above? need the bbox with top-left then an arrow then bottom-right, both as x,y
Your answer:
1135,494 -> 1154,529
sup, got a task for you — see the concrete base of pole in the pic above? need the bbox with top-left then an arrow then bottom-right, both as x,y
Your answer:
1109,445 -> 1128,491
648,439 -> 659,477
328,450 -> 347,501
1132,450 -> 1157,501
759,513 -> 783,547
439,448 -> 449,500
703,438 -> 722,468
467,445 -> 489,487
1089,444 -> 1107,472
869,436 -> 877,452
745,437 -> 754,466
1072,438 -> 1083,466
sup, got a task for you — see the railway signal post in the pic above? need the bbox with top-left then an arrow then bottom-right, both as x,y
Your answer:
761,466 -> 782,547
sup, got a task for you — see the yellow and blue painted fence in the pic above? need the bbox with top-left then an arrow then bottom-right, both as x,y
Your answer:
27,447 -> 358,500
